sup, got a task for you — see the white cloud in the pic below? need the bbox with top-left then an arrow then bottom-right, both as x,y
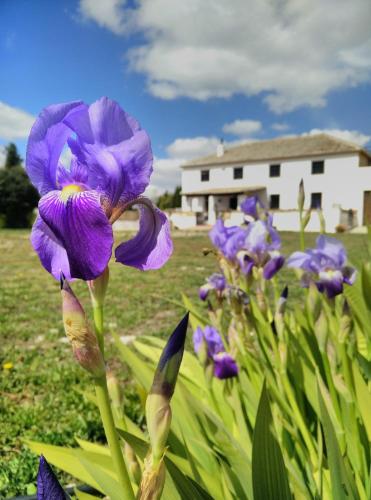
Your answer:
0,102 -> 35,140
78,0 -> 127,35
306,128 -> 371,146
144,156 -> 184,199
272,123 -> 290,132
222,119 -> 262,137
81,0 -> 371,113
166,136 -> 220,160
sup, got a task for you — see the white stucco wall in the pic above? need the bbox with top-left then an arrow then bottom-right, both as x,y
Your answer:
181,154 -> 371,232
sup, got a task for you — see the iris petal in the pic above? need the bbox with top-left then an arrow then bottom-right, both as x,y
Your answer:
316,235 -> 346,267
26,101 -> 85,195
31,215 -> 71,280
38,190 -> 113,280
65,97 -> 152,206
213,352 -> 239,379
263,254 -> 285,279
318,270 -> 344,298
115,197 -> 172,270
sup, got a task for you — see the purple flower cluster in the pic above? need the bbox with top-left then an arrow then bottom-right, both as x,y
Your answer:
199,273 -> 227,301
209,197 -> 284,280
26,97 -> 172,281
287,235 -> 356,298
193,325 -> 238,379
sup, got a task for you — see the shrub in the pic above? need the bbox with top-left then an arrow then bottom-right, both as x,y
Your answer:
0,166 -> 39,228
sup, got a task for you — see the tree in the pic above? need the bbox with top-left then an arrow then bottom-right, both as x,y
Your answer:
5,142 -> 22,169
157,185 -> 182,210
0,165 -> 39,227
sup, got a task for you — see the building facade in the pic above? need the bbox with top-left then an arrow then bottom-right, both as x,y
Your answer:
180,134 -> 371,232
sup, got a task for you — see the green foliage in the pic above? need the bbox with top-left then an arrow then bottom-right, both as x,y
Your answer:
0,165 -> 39,227
252,383 -> 292,500
157,186 -> 181,210
4,142 -> 22,169
1,230 -> 370,497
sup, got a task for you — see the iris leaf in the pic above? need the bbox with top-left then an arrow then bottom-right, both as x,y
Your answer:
317,377 -> 359,500
252,382 -> 292,500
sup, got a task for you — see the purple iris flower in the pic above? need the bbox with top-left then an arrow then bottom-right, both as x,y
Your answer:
193,325 -> 224,357
240,195 -> 263,220
210,218 -> 284,279
26,97 -> 172,281
193,325 -> 238,379
287,235 -> 356,298
213,352 -> 239,379
199,273 -> 227,300
37,455 -> 66,500
209,219 -> 246,260
237,219 -> 285,279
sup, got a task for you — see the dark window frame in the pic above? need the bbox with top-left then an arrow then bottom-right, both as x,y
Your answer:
270,194 -> 280,209
201,169 -> 210,182
311,192 -> 322,209
233,166 -> 243,179
312,160 -> 324,175
269,164 -> 281,177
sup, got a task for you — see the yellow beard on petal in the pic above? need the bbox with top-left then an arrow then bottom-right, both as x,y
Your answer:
60,184 -> 84,202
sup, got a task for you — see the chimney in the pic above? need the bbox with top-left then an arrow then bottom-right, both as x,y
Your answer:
216,138 -> 224,157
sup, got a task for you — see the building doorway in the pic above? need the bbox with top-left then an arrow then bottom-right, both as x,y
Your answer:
363,191 -> 371,225
229,195 -> 238,210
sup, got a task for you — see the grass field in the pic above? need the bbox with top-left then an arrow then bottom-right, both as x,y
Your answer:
0,228 -> 368,497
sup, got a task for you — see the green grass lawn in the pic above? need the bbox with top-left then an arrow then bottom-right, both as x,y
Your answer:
0,228 -> 368,497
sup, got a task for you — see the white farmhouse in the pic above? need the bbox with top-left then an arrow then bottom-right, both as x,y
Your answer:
179,134 -> 371,232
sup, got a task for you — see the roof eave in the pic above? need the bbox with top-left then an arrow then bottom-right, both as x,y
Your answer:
181,149 -> 363,169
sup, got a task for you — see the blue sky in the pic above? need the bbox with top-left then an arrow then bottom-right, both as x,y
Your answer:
1,0 -> 371,196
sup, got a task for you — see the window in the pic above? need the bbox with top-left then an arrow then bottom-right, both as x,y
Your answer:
311,192 -> 322,209
233,167 -> 243,179
312,160 -> 324,174
269,164 -> 281,177
201,170 -> 209,182
270,194 -> 280,209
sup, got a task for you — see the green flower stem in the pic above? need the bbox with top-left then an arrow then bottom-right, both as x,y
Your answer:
93,305 -> 104,355
93,306 -> 135,500
299,211 -> 305,251
95,376 -> 135,499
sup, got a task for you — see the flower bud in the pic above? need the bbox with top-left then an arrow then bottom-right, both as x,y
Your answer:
146,313 -> 188,465
124,442 -> 141,485
298,179 -> 305,212
87,267 -> 109,308
274,286 -> 288,338
146,394 -> 172,463
276,286 -> 288,315
339,300 -> 352,343
60,273 -> 105,378
138,455 -> 166,500
37,455 -> 65,500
